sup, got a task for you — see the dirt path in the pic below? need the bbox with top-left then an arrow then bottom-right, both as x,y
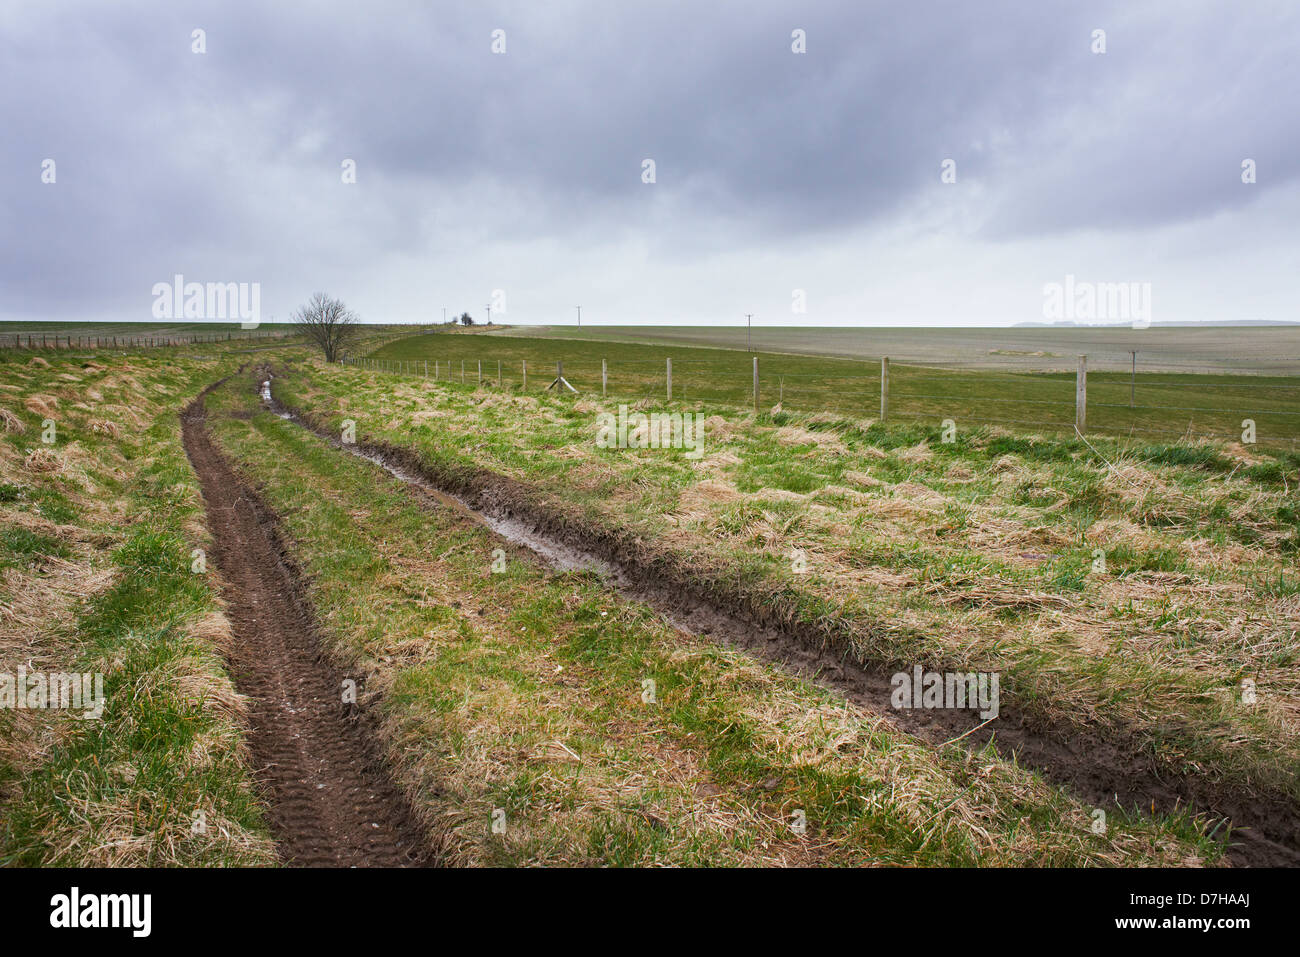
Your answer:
181,385 -> 430,867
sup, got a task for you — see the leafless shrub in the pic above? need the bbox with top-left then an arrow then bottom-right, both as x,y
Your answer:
293,292 -> 359,362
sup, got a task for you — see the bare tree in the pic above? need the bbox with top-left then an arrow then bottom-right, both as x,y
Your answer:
293,292 -> 359,361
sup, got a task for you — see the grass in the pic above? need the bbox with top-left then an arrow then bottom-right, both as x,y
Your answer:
202,366 -> 1220,865
1,330 -> 1285,866
276,349 -> 1300,820
369,327 -> 1300,448
0,347 -> 276,866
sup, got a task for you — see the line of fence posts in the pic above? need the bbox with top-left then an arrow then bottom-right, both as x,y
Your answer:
872,354 -> 1089,431
3,329 -> 290,351
340,349 -> 1095,438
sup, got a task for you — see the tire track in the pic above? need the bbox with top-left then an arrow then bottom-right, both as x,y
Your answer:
182,384 -> 430,867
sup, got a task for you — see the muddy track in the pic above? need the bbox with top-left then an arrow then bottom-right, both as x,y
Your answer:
182,381 -> 431,867
268,380 -> 1298,867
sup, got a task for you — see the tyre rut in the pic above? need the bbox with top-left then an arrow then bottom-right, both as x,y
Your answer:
181,383 -> 430,867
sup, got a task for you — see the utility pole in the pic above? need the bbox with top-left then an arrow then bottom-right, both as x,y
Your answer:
746,313 -> 753,352
576,305 -> 581,327
485,304 -> 491,326
442,307 -> 446,324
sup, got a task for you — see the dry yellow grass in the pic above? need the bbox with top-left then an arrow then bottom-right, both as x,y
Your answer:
775,424 -> 846,452
23,395 -> 58,417
0,350 -> 278,867
22,448 -> 63,473
0,407 -> 25,432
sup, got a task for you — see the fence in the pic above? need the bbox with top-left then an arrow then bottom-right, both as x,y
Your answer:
0,329 -> 298,351
0,323 -> 443,353
339,351 -> 1300,450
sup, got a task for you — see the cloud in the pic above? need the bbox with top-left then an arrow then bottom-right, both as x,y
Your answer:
2,0 -> 1297,325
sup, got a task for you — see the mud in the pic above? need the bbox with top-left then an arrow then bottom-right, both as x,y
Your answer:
182,381 -> 431,867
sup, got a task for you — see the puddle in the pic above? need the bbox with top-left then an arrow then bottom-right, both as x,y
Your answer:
261,380 -> 609,574
261,378 -> 292,418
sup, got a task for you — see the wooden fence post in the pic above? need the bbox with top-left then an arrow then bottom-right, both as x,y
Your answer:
752,356 -> 759,413
880,357 -> 890,423
666,358 -> 672,400
1076,355 -> 1087,433
602,359 -> 607,397
522,359 -> 527,390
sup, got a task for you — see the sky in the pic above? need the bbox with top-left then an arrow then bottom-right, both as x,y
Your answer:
3,1 -> 1298,327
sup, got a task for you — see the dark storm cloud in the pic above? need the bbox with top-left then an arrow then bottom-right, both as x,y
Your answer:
1,0 -> 1297,322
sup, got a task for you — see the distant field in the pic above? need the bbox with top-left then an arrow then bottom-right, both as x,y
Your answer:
372,327 -> 1300,448
0,322 -> 302,352
0,321 -> 301,337
498,325 -> 1300,374
0,322 -> 422,353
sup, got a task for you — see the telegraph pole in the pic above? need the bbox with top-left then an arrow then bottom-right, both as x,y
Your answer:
485,304 -> 491,326
576,305 -> 581,327
746,313 -> 753,351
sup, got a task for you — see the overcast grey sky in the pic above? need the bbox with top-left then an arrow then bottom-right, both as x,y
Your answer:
3,1 -> 1297,326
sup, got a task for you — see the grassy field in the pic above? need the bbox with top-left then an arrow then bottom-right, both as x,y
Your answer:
371,327 -> 1300,448
2,329 -> 1295,866
225,362 -> 1216,865
274,348 -> 1300,860
0,346 -> 276,865
0,322 -> 303,350
0,322 -> 302,335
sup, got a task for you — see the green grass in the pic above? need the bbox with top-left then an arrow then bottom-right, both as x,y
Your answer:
2,336 -> 1281,866
369,328 -> 1300,448
0,349 -> 277,866
272,355 -> 1300,826
207,366 -> 1222,865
